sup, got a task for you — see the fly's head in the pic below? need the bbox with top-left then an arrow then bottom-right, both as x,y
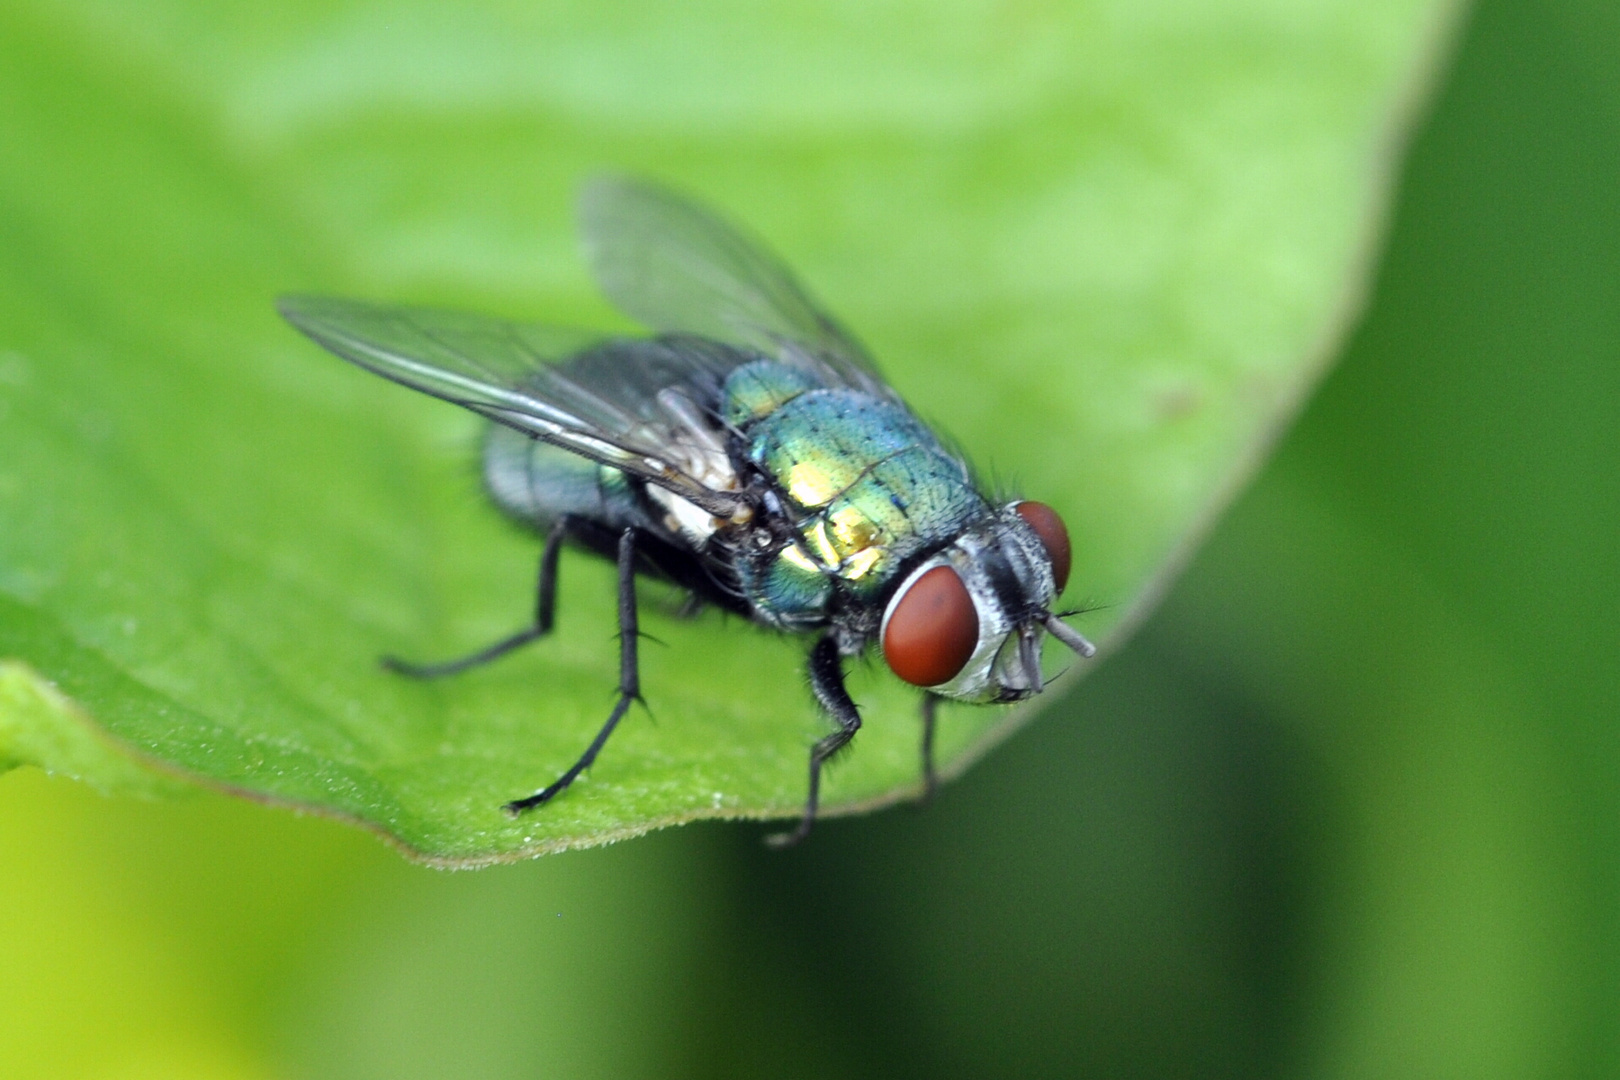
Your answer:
879,501 -> 1093,703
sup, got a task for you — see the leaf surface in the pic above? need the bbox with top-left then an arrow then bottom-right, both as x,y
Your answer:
0,0 -> 1459,861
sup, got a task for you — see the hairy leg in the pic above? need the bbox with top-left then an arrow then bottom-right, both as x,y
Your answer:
504,528 -> 642,815
384,517 -> 569,678
767,636 -> 862,848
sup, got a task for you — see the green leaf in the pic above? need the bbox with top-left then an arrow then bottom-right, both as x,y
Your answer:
0,660 -> 187,797
0,0 -> 1460,862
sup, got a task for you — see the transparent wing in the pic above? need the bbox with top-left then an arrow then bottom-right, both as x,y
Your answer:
277,295 -> 750,517
580,175 -> 900,403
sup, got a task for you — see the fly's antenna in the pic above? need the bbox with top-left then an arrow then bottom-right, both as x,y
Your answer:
1041,612 -> 1096,658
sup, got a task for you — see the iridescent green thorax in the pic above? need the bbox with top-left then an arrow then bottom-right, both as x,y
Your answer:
722,360 -> 820,427
722,360 -> 988,624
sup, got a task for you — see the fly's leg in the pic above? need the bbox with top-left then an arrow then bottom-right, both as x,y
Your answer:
919,693 -> 941,803
383,517 -> 569,679
767,636 -> 862,848
504,528 -> 642,816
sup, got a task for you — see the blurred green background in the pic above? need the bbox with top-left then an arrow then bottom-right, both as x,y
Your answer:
3,0 -> 1617,1077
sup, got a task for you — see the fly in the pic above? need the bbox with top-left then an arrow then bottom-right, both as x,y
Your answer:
278,177 -> 1095,845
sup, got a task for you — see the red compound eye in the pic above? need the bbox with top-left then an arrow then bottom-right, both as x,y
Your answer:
1015,501 -> 1071,592
883,565 -> 979,687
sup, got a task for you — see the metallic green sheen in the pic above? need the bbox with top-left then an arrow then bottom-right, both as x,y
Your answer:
721,359 -> 819,427
733,379 -> 988,609
734,549 -> 833,626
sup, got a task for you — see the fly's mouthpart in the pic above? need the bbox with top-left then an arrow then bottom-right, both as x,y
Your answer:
1042,612 -> 1097,658
1017,624 -> 1043,690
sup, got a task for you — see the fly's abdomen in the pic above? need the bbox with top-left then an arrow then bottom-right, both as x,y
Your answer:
483,423 -> 638,531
